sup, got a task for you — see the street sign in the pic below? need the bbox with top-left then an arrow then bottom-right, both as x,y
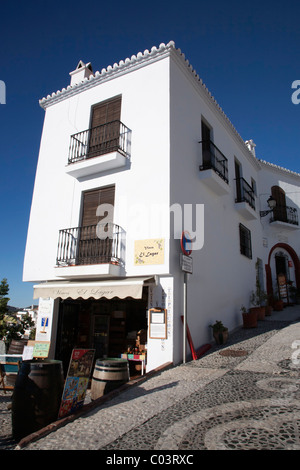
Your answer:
180,253 -> 193,274
180,231 -> 193,256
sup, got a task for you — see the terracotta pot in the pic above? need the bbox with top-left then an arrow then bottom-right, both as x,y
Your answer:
242,310 -> 258,328
257,307 -> 265,321
213,329 -> 228,345
273,300 -> 284,311
265,306 -> 272,316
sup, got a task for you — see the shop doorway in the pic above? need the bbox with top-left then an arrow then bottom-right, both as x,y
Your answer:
55,293 -> 148,376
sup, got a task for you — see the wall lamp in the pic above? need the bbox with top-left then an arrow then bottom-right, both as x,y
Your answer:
260,196 -> 276,217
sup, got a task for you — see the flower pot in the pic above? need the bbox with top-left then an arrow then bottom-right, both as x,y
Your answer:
242,310 -> 258,328
265,306 -> 272,316
273,300 -> 284,311
257,307 -> 265,321
213,329 -> 228,345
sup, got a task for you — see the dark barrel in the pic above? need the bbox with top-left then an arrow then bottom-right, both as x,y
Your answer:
12,359 -> 64,441
91,358 -> 129,400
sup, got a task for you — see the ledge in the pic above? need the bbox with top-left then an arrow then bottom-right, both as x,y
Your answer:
198,169 -> 230,196
66,151 -> 128,179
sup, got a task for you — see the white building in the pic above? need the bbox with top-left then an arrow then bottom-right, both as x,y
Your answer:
23,41 -> 300,375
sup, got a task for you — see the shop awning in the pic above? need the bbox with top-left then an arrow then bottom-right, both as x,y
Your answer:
33,277 -> 157,300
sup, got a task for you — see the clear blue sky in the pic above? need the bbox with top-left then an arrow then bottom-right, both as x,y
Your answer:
0,0 -> 300,307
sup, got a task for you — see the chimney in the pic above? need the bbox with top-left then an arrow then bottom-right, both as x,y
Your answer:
245,139 -> 256,157
69,60 -> 93,86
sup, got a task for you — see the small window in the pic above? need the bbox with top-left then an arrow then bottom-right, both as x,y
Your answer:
239,223 -> 252,259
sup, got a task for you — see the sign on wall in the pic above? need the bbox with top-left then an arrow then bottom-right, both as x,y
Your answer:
149,308 -> 167,339
134,239 -> 164,265
35,298 -> 54,342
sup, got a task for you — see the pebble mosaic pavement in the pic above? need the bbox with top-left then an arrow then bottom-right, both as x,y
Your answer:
1,309 -> 300,451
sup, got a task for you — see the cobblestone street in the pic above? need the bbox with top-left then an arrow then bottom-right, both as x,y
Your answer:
1,307 -> 300,451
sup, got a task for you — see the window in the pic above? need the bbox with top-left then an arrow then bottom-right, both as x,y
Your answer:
239,223 -> 252,259
88,96 -> 122,158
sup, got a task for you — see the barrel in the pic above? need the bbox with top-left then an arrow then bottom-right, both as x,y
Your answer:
12,359 -> 64,441
91,358 -> 129,400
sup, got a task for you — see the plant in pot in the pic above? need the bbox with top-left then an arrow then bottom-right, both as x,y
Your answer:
264,293 -> 273,316
288,284 -> 296,305
249,290 -> 265,320
241,305 -> 257,328
209,321 -> 228,345
273,289 -> 284,311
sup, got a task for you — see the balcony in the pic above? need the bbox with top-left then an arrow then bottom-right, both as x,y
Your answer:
235,177 -> 257,220
56,223 -> 125,278
269,205 -> 299,230
66,120 -> 131,179
199,140 -> 229,195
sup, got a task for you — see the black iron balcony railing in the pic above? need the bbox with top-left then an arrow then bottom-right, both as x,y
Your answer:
270,205 -> 299,226
199,140 -> 229,184
235,177 -> 256,210
68,120 -> 130,164
56,223 -> 125,266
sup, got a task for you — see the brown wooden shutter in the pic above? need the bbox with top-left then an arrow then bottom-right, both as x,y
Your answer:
91,96 -> 121,127
272,186 -> 287,222
81,186 -> 115,227
89,97 -> 122,157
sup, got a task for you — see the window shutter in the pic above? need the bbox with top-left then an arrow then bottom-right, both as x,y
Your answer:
91,96 -> 121,128
81,186 -> 115,227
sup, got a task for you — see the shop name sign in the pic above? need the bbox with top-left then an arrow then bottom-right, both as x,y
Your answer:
134,238 -> 164,265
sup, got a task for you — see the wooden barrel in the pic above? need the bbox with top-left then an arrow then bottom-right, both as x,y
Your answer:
12,359 -> 64,441
91,358 -> 129,400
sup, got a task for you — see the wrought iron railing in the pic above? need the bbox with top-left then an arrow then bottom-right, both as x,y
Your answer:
68,120 -> 130,164
235,177 -> 256,210
56,223 -> 125,266
270,205 -> 299,226
199,140 -> 229,184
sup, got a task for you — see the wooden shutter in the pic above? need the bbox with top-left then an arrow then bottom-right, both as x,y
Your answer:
272,186 -> 287,222
78,186 -> 115,264
89,97 -> 122,157
81,186 -> 115,227
91,97 -> 121,128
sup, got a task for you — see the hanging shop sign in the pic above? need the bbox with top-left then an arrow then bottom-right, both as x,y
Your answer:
149,308 -> 167,339
134,239 -> 165,265
58,349 -> 95,418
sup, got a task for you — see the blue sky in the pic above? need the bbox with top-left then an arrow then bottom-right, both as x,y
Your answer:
0,0 -> 300,307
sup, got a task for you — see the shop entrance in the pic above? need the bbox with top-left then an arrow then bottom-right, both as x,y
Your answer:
55,292 -> 148,376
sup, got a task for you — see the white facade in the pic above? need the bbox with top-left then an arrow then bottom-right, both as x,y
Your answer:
23,41 -> 300,372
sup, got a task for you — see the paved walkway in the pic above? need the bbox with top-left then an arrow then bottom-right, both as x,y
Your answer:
1,306 -> 300,451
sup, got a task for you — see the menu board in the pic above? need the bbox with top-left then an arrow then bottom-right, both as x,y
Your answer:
58,349 -> 95,418
149,308 -> 167,339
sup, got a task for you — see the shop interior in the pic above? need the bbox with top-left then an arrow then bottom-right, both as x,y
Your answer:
55,290 -> 148,377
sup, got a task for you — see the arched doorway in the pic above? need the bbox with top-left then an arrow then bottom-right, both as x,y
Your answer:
265,243 -> 300,301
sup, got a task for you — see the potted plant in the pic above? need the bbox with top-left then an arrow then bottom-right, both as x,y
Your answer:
209,321 -> 228,345
288,285 -> 296,305
241,305 -> 258,328
272,287 -> 284,311
249,290 -> 265,320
